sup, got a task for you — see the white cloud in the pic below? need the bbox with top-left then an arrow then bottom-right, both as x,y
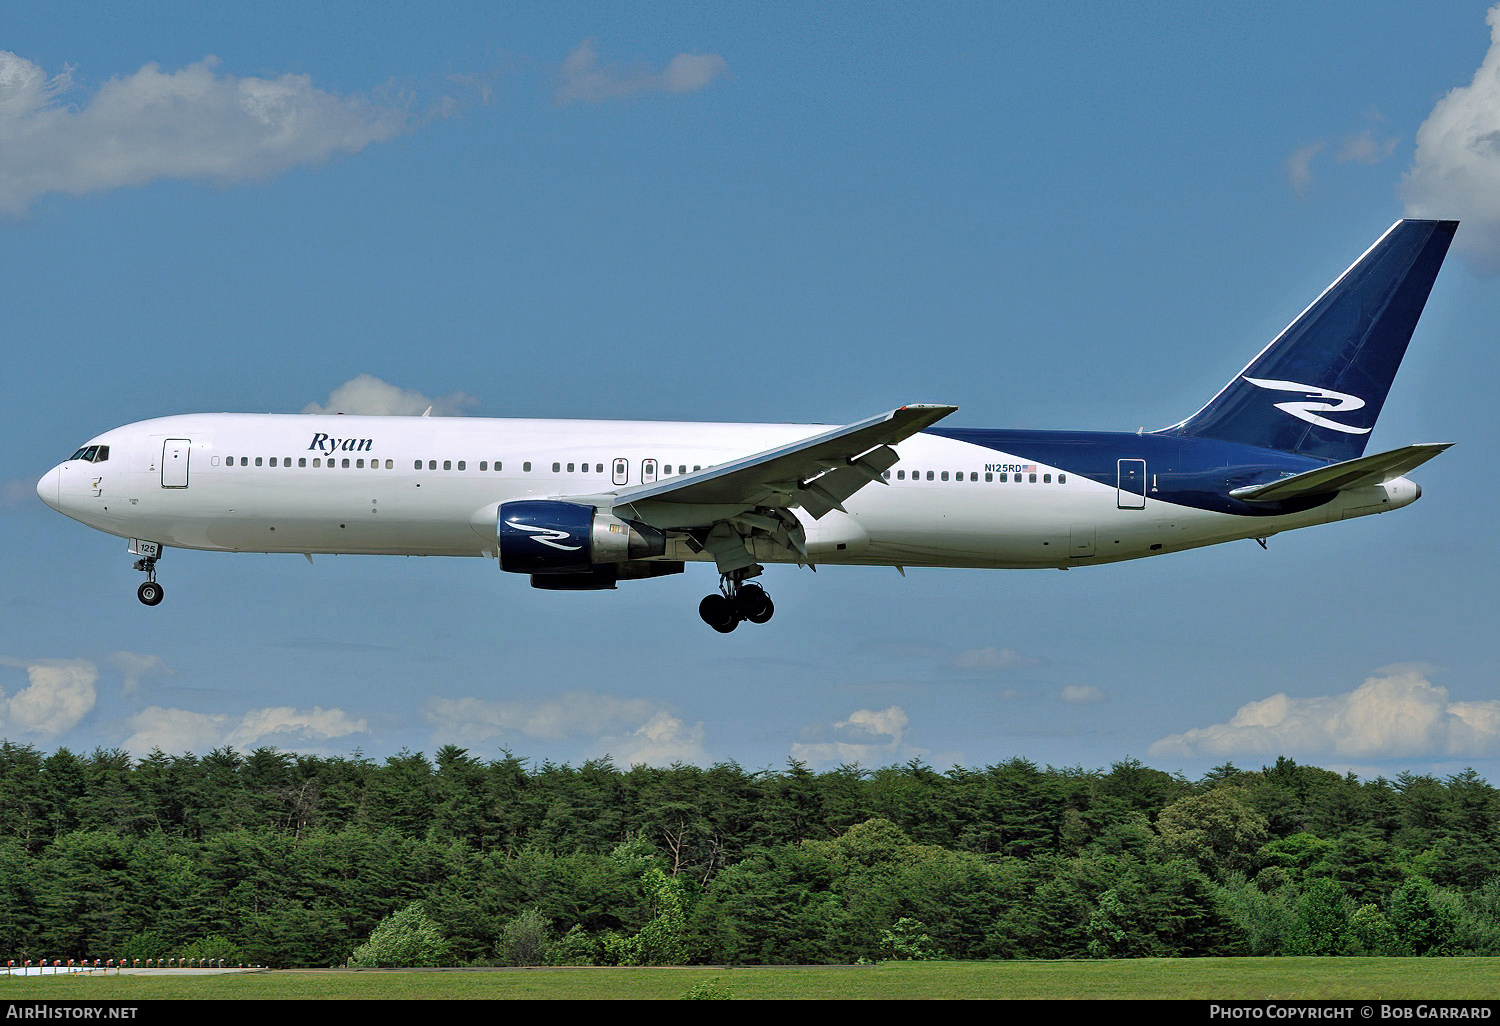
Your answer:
0,657 -> 98,737
122,703 -> 368,756
790,705 -> 920,767
1149,668 -> 1500,760
1337,129 -> 1397,166
302,374 -> 477,416
953,646 -> 1038,671
0,50 -> 412,214
554,39 -> 727,105
107,650 -> 173,698
421,690 -> 703,765
0,479 -> 36,511
1061,684 -> 1106,704
122,707 -> 230,755
1402,4 -> 1500,274
225,706 -> 369,749
606,710 -> 709,767
423,691 -> 659,740
1286,140 -> 1324,198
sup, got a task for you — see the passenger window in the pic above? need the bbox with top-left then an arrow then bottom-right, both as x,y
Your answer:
985,473 -> 993,482
1043,473 -> 1051,484
342,458 -> 351,468
1058,474 -> 1066,484
1028,473 -> 1036,483
524,462 -> 532,472
552,462 -> 561,473
299,458 -> 307,467
457,461 -> 466,471
443,460 -> 452,471
480,461 -> 487,471
567,463 -> 575,473
926,471 -> 934,481
255,457 -> 263,467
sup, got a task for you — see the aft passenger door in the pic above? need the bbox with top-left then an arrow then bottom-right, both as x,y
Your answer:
1117,459 -> 1145,509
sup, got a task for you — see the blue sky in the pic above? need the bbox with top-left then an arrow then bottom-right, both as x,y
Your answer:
4,2 -> 1500,783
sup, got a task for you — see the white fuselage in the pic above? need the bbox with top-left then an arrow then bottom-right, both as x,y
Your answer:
37,412 -> 1418,573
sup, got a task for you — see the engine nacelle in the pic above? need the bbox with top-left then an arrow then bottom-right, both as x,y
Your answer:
498,500 -> 666,574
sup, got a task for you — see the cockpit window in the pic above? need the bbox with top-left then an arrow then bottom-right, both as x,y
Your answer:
67,445 -> 109,463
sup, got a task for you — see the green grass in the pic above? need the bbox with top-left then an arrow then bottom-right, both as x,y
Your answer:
6,959 -> 1500,1000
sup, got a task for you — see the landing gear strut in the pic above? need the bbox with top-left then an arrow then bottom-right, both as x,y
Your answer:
133,555 -> 164,606
698,568 -> 775,633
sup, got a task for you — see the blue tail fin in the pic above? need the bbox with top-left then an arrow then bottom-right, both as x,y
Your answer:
1162,219 -> 1457,461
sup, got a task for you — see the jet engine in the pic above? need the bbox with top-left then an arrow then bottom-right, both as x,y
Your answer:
497,500 -> 666,575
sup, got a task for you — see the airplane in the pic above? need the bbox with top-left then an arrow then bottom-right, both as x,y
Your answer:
37,218 -> 1458,633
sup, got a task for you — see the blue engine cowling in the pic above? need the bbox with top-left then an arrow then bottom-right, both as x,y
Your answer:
498,500 -> 666,574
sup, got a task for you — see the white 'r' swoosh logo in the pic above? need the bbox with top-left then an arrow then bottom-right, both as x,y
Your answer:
1243,377 -> 1372,435
505,519 -> 582,551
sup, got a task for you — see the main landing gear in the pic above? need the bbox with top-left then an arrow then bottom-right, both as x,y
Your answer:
698,569 -> 775,633
133,554 -> 164,606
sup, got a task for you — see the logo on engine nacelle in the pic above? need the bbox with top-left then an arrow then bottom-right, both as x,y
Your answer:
503,518 -> 582,551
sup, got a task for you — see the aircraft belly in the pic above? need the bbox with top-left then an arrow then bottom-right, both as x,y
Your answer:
134,477 -> 489,556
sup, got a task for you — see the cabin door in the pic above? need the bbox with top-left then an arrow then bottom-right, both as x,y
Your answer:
162,439 -> 191,488
1117,459 -> 1146,509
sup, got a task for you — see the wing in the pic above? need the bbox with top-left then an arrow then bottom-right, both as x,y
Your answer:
598,404 -> 957,573
1229,442 -> 1452,502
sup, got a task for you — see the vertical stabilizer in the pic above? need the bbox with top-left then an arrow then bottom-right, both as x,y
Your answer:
1162,219 -> 1457,461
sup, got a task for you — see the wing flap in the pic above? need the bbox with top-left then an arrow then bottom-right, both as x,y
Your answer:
1229,442 -> 1452,502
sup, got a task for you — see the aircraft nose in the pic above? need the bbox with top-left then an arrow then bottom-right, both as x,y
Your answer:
37,465 -> 60,511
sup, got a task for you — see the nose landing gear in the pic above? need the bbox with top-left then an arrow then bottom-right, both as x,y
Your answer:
133,555 -> 164,606
698,569 -> 775,633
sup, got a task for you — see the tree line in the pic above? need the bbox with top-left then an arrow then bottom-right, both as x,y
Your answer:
1,740 -> 1497,966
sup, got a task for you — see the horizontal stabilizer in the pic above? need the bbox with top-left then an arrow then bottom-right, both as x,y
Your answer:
1229,443 -> 1452,502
